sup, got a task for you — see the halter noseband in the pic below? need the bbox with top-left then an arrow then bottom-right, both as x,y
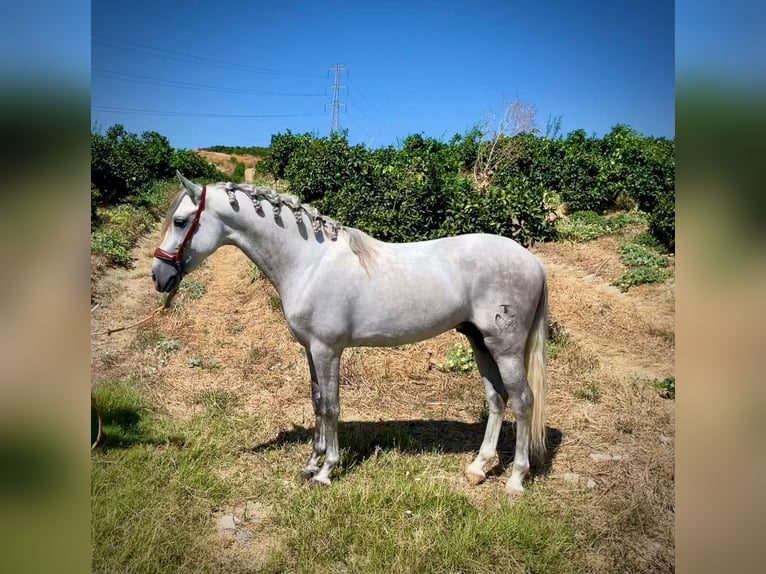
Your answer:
153,185 -> 207,272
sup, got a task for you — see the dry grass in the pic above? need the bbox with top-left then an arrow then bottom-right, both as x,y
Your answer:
91,222 -> 675,572
195,150 -> 262,175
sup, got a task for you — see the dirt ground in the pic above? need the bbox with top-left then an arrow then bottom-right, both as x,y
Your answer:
91,224 -> 675,572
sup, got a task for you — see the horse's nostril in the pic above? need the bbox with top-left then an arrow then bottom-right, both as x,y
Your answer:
152,270 -> 157,282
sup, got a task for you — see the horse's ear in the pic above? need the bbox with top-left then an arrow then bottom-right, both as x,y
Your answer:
176,170 -> 204,204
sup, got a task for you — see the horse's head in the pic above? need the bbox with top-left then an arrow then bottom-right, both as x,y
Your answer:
152,172 -> 225,292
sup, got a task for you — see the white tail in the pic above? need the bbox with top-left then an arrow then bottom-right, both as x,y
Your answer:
525,273 -> 548,459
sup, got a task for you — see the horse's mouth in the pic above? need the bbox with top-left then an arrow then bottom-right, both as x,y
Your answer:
152,265 -> 182,293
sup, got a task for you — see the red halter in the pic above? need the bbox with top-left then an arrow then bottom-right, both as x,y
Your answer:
153,185 -> 207,272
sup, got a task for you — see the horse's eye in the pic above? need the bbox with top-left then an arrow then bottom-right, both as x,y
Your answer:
174,217 -> 187,229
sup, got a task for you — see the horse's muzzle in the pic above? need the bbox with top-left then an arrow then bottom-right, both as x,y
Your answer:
152,259 -> 182,293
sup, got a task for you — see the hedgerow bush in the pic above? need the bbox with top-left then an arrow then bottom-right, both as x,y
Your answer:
261,131 -> 555,246
558,126 -> 674,249
91,124 -> 223,211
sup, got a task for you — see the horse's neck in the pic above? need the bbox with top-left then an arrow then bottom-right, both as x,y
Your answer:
231,210 -> 323,296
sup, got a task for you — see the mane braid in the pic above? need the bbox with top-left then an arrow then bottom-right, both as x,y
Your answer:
224,182 -> 378,272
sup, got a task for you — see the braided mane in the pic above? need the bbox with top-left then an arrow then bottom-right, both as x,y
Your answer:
222,182 -> 379,273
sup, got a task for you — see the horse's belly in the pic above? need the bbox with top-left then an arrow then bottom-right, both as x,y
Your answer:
349,291 -> 465,346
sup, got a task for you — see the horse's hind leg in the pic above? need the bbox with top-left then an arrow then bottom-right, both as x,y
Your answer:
461,326 -> 508,485
492,353 -> 533,494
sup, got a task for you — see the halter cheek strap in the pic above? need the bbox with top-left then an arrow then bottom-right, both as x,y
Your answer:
154,185 -> 207,272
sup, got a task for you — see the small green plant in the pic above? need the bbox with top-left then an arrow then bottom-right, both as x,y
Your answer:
631,232 -> 666,251
612,241 -> 670,291
156,337 -> 180,352
188,357 -> 219,369
180,278 -> 206,299
574,381 -> 602,403
653,376 -> 675,399
248,263 -> 263,283
437,344 -> 476,373
547,320 -> 571,359
269,293 -> 283,314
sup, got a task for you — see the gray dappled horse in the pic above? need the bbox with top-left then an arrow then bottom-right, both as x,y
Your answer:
152,172 -> 549,494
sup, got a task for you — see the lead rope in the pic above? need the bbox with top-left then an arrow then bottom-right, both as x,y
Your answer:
91,288 -> 178,336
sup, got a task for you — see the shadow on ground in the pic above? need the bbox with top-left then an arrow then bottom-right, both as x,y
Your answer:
251,419 -> 563,479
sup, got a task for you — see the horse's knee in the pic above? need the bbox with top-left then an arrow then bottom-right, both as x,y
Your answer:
318,402 -> 340,418
486,392 -> 506,415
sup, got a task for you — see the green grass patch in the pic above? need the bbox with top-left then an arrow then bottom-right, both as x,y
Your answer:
180,278 -> 206,299
91,380 -> 253,573
265,452 -> 587,574
195,389 -> 239,414
557,210 -> 645,243
92,380 -> 162,447
268,293 -> 283,315
612,240 -> 671,291
574,381 -> 602,403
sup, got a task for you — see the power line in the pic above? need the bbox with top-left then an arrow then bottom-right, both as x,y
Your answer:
93,68 -> 326,97
91,105 -> 325,118
346,76 -> 397,139
92,33 -> 324,78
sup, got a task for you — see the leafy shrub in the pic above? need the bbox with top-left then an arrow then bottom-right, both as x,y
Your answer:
612,241 -> 671,291
441,177 -> 555,246
256,124 -> 673,249
261,131 -> 554,245
649,190 -> 675,252
91,124 -> 223,210
91,227 -> 133,266
560,130 -> 610,213
170,149 -> 223,182
437,344 -> 476,373
232,162 -> 246,183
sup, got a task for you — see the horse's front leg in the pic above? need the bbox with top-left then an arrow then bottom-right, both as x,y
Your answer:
302,353 -> 325,478
307,344 -> 342,486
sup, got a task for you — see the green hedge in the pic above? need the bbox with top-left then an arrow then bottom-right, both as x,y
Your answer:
91,124 -> 223,211
260,130 -> 556,246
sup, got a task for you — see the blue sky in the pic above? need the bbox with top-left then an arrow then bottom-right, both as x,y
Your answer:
91,0 -> 674,150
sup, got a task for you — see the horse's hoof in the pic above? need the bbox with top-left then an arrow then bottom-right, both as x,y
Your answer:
465,469 -> 486,486
309,476 -> 331,488
301,465 -> 319,479
505,483 -> 524,496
